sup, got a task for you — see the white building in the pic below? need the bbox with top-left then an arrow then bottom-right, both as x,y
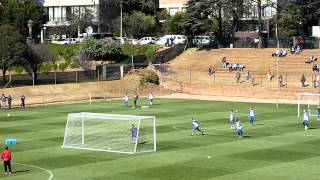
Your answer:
159,0 -> 187,16
43,0 -> 99,27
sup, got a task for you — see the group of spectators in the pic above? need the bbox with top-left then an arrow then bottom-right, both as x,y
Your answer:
272,49 -> 287,57
291,45 -> 302,54
221,57 -> 246,72
165,37 -> 175,47
0,94 -> 26,109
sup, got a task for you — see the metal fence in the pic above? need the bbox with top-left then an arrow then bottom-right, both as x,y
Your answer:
159,66 -> 320,90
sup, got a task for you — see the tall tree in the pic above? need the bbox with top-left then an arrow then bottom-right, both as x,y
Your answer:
0,0 -> 45,38
117,0 -> 156,15
0,25 -> 27,82
184,0 -> 212,37
23,44 -> 53,81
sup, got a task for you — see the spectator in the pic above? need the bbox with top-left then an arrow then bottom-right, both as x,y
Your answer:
312,65 -> 319,73
254,37 -> 259,48
281,49 -> 287,57
267,68 -> 272,82
7,95 -> 12,109
208,66 -> 213,76
251,74 -> 255,86
236,71 -> 241,84
20,95 -> 26,109
1,94 -> 6,108
316,75 -> 320,88
221,57 -> 227,68
295,45 -> 301,54
290,46 -> 295,54
279,75 -> 283,87
306,55 -> 318,64
165,38 -> 169,47
170,37 -> 174,47
301,74 -> 306,87
246,70 -> 251,80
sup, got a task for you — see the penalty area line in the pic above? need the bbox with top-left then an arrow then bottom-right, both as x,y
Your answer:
12,162 -> 54,180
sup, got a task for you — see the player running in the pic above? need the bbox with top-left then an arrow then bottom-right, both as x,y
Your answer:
235,118 -> 243,138
229,110 -> 235,129
303,109 -> 310,130
191,117 -> 204,136
248,107 -> 256,125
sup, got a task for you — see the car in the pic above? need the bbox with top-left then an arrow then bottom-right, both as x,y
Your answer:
193,36 -> 216,47
90,33 -> 113,40
155,35 -> 187,46
139,37 -> 156,45
126,38 -> 139,45
51,39 -> 72,45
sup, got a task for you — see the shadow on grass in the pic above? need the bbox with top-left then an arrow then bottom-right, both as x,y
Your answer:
12,169 -> 30,174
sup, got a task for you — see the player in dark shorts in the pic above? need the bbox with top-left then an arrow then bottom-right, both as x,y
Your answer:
21,95 -> 26,109
133,94 -> 139,108
7,95 -> 12,109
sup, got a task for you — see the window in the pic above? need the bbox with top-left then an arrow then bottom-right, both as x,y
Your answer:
169,7 -> 179,16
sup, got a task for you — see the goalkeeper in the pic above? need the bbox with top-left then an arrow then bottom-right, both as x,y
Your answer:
131,124 -> 138,143
191,118 -> 204,136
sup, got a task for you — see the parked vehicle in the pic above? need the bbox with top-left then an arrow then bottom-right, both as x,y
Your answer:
90,33 -> 113,40
155,35 -> 187,46
126,38 -> 139,45
51,39 -> 72,45
139,37 -> 156,45
193,36 -> 216,47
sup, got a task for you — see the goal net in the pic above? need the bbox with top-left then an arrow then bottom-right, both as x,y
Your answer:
62,113 -> 156,154
297,93 -> 320,117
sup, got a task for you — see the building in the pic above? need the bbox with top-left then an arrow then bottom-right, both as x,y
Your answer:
159,0 -> 187,16
43,0 -> 118,33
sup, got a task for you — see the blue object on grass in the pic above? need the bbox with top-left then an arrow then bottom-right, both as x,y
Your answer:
5,139 -> 17,145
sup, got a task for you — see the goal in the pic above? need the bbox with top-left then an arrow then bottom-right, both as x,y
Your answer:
62,112 -> 156,154
297,93 -> 320,117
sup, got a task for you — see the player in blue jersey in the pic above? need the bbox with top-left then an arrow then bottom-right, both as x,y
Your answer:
131,124 -> 138,143
191,118 -> 204,136
229,110 -> 235,129
303,109 -> 310,130
248,107 -> 256,125
235,118 -> 243,138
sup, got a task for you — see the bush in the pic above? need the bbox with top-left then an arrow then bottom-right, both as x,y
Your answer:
138,69 -> 159,85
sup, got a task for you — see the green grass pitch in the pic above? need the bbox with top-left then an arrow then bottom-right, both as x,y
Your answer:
1,99 -> 320,180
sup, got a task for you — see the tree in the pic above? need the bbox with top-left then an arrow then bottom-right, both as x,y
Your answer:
0,25 -> 27,82
117,0 -> 156,15
23,44 -> 53,81
0,0 -> 45,38
80,38 -> 123,62
124,11 -> 156,38
164,12 -> 186,35
184,0 -> 212,37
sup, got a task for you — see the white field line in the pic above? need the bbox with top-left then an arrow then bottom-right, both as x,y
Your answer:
12,162 -> 54,180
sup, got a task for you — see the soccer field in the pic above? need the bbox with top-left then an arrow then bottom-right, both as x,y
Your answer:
1,99 -> 320,180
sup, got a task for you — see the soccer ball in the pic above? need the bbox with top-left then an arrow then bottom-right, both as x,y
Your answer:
7,114 -> 10,117
207,156 -> 211,159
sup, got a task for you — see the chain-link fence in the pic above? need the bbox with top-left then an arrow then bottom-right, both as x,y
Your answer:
159,65 -> 320,90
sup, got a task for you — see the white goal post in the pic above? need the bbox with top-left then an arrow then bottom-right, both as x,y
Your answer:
297,93 -> 320,117
62,112 -> 156,154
